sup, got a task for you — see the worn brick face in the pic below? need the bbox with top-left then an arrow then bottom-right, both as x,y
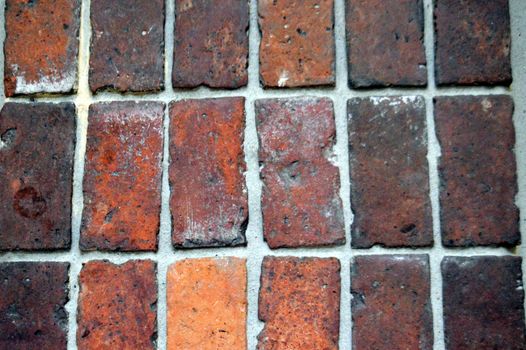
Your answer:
348,97 -> 432,248
169,98 -> 248,248
167,258 -> 247,350
435,96 -> 519,247
256,98 -> 345,248
0,103 -> 76,251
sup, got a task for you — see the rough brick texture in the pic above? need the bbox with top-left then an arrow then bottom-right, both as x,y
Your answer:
4,0 -> 80,96
169,98 -> 248,248
348,97 -> 432,248
256,98 -> 345,248
0,103 -> 76,251
442,256 -> 525,349
89,0 -> 165,93
435,96 -> 519,247
77,260 -> 157,350
259,0 -> 335,87
173,0 -> 249,88
167,258 -> 247,350
351,255 -> 433,350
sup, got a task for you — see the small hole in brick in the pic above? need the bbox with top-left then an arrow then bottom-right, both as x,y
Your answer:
400,223 -> 416,234
0,128 -> 17,150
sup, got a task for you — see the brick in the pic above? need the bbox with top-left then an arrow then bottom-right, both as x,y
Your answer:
89,0 -> 165,93
77,260 -> 157,350
348,97 -> 432,248
167,258 -> 247,350
346,0 -> 427,87
0,103 -> 76,251
173,0 -> 249,88
351,255 -> 433,350
0,262 -> 69,350
169,98 -> 248,248
434,0 -> 512,85
258,257 -> 340,349
256,98 -> 345,248
435,96 -> 519,247
442,256 -> 525,349
259,0 -> 335,87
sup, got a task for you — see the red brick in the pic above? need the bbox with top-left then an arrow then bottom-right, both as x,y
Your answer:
173,0 -> 249,88
169,98 -> 248,248
89,0 -> 165,93
351,255 -> 433,350
348,96 -> 432,248
80,102 -> 164,251
442,256 -> 525,349
256,98 -> 345,248
0,103 -> 76,251
77,260 -> 157,350
259,0 -> 335,87
4,0 -> 80,96
435,96 -> 519,247
258,257 -> 340,349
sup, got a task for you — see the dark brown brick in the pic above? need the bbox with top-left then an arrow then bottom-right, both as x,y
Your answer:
89,0 -> 165,93
434,0 -> 512,86
0,103 -> 76,251
258,257 -> 340,349
259,0 -> 335,87
80,102 -> 164,252
435,96 -> 519,247
442,256 -> 525,349
348,97 -> 432,248
0,262 -> 69,350
173,0 -> 249,88
346,0 -> 427,87
169,98 -> 248,248
256,98 -> 345,248
352,255 -> 433,350
77,260 -> 157,350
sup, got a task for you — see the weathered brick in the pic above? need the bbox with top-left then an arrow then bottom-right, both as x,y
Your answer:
346,0 -> 427,87
89,0 -> 165,93
167,258 -> 247,350
169,98 -> 248,248
435,96 -> 519,247
77,260 -> 157,350
256,98 -> 345,248
351,255 -> 433,350
434,0 -> 512,85
0,262 -> 69,350
173,0 -> 249,88
259,0 -> 335,87
348,97 -> 432,248
442,256 -> 525,349
258,257 -> 340,349
80,102 -> 164,251
4,0 -> 80,96
0,103 -> 76,251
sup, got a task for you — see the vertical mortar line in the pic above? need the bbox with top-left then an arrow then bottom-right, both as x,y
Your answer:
0,0 -> 5,103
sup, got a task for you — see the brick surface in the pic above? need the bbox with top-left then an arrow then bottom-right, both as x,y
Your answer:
348,97 -> 432,248
256,98 -> 345,248
167,258 -> 247,350
77,260 -> 157,350
346,0 -> 427,87
169,98 -> 248,248
435,96 -> 519,247
259,0 -> 335,87
4,0 -> 80,96
442,256 -> 525,349
258,257 -> 340,349
89,0 -> 165,93
434,0 -> 512,86
0,103 -> 76,251
0,262 -> 69,350
173,0 -> 249,88
351,255 -> 433,350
